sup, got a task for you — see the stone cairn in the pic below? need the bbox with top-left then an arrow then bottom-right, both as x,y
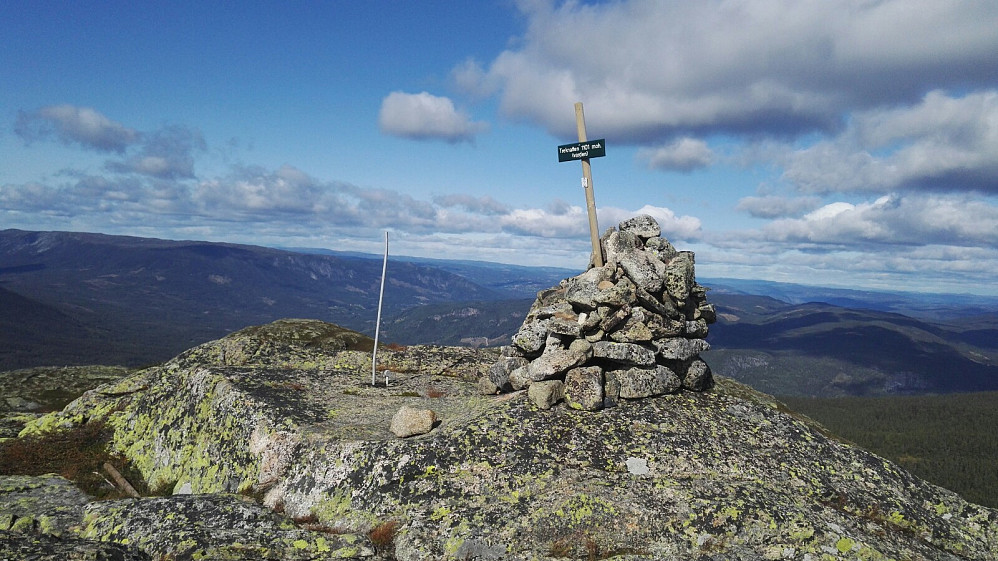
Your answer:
483,214 -> 716,411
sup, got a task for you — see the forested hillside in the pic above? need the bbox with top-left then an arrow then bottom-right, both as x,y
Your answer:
783,392 -> 998,508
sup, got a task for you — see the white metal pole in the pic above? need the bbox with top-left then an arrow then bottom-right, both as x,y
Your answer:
372,231 -> 388,386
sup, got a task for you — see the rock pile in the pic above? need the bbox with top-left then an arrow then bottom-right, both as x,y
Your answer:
485,214 -> 716,410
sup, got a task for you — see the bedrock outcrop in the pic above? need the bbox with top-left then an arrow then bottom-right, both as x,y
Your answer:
6,319 -> 997,560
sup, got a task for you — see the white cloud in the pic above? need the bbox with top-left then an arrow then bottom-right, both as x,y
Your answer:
781,90 -> 998,194
15,105 -> 139,153
759,194 -> 998,247
466,0 -> 998,142
638,138 -> 714,172
378,91 -> 488,143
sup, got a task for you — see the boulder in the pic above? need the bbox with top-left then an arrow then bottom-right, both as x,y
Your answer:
528,380 -> 564,410
615,365 -> 682,399
390,406 -> 438,438
645,236 -> 678,260
618,214 -> 661,239
682,357 -> 714,391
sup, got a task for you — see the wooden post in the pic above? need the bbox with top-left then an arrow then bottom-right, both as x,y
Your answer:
574,102 -> 604,267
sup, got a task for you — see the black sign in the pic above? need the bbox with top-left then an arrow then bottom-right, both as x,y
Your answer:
557,139 -> 606,162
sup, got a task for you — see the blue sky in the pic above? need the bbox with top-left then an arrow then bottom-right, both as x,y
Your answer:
3,1 -> 998,295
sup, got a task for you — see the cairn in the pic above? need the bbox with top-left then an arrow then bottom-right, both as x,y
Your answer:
484,214 -> 716,411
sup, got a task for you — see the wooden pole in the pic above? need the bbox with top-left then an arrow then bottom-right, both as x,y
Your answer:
574,102 -> 604,267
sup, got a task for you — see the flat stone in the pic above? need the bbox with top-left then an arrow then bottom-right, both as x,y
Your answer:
634,284 -> 682,320
511,318 -> 551,354
526,347 -> 589,382
592,341 -> 656,366
509,366 -> 531,390
595,277 -> 637,308
565,267 -> 614,310
390,406 -> 437,438
548,318 -> 581,337
609,318 -> 654,343
600,306 -> 631,333
654,338 -> 710,361
603,230 -> 641,265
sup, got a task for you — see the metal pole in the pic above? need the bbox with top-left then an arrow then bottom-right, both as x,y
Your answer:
372,231 -> 388,386
575,102 -> 604,267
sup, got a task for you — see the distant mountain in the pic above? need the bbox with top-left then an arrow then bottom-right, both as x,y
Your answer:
0,229 -> 502,369
381,298 -> 533,347
705,293 -> 998,396
287,247 -> 577,299
4,229 -> 997,398
703,277 -> 998,320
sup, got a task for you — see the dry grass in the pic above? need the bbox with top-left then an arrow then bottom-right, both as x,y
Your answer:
0,420 -> 150,499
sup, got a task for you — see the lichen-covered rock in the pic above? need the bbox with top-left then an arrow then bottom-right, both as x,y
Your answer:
9,320 -> 998,560
82,493 -> 374,559
0,475 -> 90,537
0,532 -> 150,560
664,251 -> 696,303
619,214 -> 662,238
655,338 -> 711,361
564,366 -> 604,411
615,365 -> 682,399
681,357 -> 714,391
592,341 -> 655,366
486,356 -> 526,392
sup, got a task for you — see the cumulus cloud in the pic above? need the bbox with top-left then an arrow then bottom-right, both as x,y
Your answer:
464,0 -> 998,142
638,138 -> 714,172
759,194 -> 998,247
781,90 -> 998,194
15,105 -> 139,153
378,91 -> 488,143
736,195 -> 822,219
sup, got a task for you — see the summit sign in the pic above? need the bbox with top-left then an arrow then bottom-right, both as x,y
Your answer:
557,139 -> 606,162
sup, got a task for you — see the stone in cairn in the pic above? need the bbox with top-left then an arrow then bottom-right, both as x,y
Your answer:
486,214 -> 716,411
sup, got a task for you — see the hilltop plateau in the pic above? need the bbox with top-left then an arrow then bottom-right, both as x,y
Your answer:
2,319 -> 996,560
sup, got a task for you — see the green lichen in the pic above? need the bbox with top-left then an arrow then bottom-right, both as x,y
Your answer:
836,536 -> 856,553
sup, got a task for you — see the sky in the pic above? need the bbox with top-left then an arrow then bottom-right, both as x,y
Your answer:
2,1 -> 998,296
